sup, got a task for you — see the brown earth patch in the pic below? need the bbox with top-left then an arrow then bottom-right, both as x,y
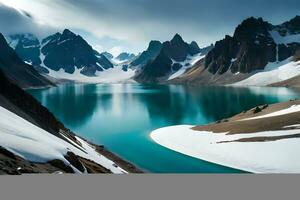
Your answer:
218,133 -> 300,143
192,100 -> 300,135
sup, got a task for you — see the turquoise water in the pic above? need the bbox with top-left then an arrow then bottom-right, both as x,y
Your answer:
28,84 -> 300,173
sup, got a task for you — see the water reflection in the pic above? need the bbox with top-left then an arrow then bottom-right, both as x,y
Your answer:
29,84 -> 99,128
28,84 -> 300,173
29,84 -> 299,129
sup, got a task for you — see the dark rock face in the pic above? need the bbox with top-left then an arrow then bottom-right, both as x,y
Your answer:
161,34 -> 201,62
275,15 -> 300,35
115,52 -> 135,61
189,41 -> 201,55
0,33 -> 53,88
135,34 -> 203,82
41,29 -> 113,76
294,49 -> 300,61
0,69 -> 64,136
205,35 -> 239,74
101,51 -> 114,60
278,43 -> 300,62
135,52 -> 173,82
7,30 -> 114,76
130,40 -> 162,66
205,16 -> 300,75
162,34 -> 190,62
7,34 -> 41,66
205,17 -> 276,74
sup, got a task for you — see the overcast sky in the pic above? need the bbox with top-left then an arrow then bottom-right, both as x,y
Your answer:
0,0 -> 299,55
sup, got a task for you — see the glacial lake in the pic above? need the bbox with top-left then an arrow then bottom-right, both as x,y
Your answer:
28,84 -> 300,173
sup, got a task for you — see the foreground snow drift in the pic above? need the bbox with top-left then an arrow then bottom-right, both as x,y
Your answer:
0,106 -> 126,174
151,125 -> 300,173
232,58 -> 300,86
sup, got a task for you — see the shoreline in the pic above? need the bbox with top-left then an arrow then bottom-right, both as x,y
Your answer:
150,100 -> 300,173
78,136 -> 144,173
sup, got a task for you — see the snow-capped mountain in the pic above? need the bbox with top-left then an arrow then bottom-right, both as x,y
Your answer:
41,29 -> 114,76
0,33 -> 53,88
101,51 -> 114,60
6,29 -> 114,77
172,16 -> 300,86
6,33 -> 41,66
130,40 -> 162,67
134,34 -> 212,82
114,52 -> 136,63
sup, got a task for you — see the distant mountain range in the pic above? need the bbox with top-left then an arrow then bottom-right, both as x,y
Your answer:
102,52 -> 137,66
2,15 -> 300,86
115,52 -> 136,62
130,40 -> 163,67
171,16 -> 300,86
134,34 -> 212,82
6,29 -> 114,76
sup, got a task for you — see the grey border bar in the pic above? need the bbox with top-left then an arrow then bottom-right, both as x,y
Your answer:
1,174 -> 300,200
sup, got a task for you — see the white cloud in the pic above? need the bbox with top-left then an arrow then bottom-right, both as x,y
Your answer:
0,3 -> 55,38
108,46 -> 123,57
93,44 -> 103,53
1,0 -> 299,53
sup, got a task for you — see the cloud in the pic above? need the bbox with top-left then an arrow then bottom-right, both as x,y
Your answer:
108,46 -> 123,57
93,44 -> 103,53
0,0 -> 299,53
0,3 -> 55,38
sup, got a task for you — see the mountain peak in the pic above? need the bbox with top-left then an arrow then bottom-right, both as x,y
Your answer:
171,33 -> 184,43
238,17 -> 266,27
189,41 -> 200,55
233,17 -> 270,40
148,40 -> 162,49
290,15 -> 300,22
116,52 -> 135,61
0,33 -> 11,51
62,29 -> 76,37
281,15 -> 300,31
101,51 -> 113,60
0,33 -> 6,43
190,41 -> 200,49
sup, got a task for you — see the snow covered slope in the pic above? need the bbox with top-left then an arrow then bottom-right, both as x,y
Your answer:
168,53 -> 205,80
0,106 -> 127,174
151,101 -> 300,173
232,58 -> 300,86
5,30 -> 139,83
151,125 -> 300,173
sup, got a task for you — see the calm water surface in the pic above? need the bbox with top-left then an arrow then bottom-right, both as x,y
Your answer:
28,84 -> 300,173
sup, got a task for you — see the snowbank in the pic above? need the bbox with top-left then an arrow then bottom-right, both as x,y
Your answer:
269,31 -> 300,45
151,125 -> 300,173
232,58 -> 300,86
0,106 -> 126,174
241,105 -> 300,121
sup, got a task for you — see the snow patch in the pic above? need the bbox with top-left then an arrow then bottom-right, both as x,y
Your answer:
232,58 -> 300,86
241,105 -> 300,121
270,31 -> 300,45
0,106 -> 127,174
151,125 -> 300,173
283,124 -> 300,129
168,53 -> 205,80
